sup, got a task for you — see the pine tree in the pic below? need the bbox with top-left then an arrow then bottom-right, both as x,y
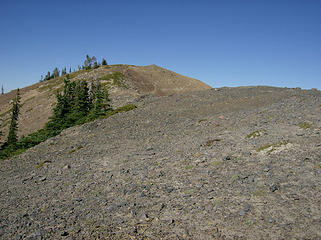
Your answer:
93,61 -> 99,69
45,71 -> 51,81
88,79 -> 111,120
101,58 -> 108,66
84,55 -> 91,69
52,67 -> 60,78
48,79 -> 75,129
6,89 -> 21,146
61,67 -> 67,76
1,85 -> 4,95
73,80 -> 90,122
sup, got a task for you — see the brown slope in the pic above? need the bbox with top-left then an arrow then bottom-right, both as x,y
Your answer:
0,64 -> 211,142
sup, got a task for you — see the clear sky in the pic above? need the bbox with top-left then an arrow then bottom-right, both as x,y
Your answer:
0,0 -> 320,92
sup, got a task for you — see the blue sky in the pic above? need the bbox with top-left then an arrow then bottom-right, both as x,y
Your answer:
0,0 -> 320,92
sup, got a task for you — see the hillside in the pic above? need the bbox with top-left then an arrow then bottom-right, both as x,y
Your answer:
0,86 -> 320,239
0,64 -> 210,142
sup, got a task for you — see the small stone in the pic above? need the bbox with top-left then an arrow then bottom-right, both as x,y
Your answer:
139,213 -> 149,222
270,184 -> 280,192
117,202 -> 127,208
247,176 -> 255,183
239,210 -> 246,216
39,177 -> 46,182
269,218 -> 276,223
243,203 -> 251,212
225,156 -> 231,161
239,203 -> 251,216
167,188 -> 174,193
159,203 -> 166,212
61,231 -> 69,236
106,204 -> 117,212
63,165 -> 71,170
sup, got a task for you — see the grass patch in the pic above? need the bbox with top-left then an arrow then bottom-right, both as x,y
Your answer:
256,140 -> 290,153
298,122 -> 312,129
246,129 -> 266,139
198,119 -> 208,123
36,160 -> 51,168
252,187 -> 266,197
101,72 -> 126,88
185,165 -> 193,170
185,189 -> 195,195
231,174 -> 239,182
39,77 -> 64,92
256,143 -> 273,152
211,160 -> 223,167
314,163 -> 321,169
68,145 -> 83,154
103,104 -> 136,119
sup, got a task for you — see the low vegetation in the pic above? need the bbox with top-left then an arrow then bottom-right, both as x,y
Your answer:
246,129 -> 266,139
256,140 -> 290,153
101,72 -> 126,88
298,122 -> 312,129
0,78 -> 136,160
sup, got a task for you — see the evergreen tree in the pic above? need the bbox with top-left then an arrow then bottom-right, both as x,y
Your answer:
52,67 -> 60,78
48,79 -> 75,129
44,71 -> 51,81
73,80 -> 90,122
1,85 -> 4,95
101,58 -> 108,66
93,61 -> 99,69
84,54 -> 91,69
6,89 -> 21,146
88,80 -> 111,120
61,67 -> 67,76
69,67 -> 72,73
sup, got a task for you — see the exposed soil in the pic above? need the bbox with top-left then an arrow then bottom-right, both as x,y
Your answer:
0,86 -> 320,239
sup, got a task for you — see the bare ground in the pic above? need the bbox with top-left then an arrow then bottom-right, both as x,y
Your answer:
0,86 -> 320,239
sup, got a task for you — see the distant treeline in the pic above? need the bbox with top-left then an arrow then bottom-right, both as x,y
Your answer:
41,55 -> 108,82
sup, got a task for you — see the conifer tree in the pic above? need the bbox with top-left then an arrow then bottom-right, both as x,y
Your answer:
44,71 -> 51,81
6,89 -> 21,146
101,58 -> 108,66
73,80 -> 90,121
1,85 -> 4,95
93,61 -> 99,69
52,67 -> 60,78
88,80 -> 111,120
61,67 -> 67,76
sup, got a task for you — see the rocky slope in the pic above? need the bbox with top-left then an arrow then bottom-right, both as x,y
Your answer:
0,86 -> 320,239
0,64 -> 210,142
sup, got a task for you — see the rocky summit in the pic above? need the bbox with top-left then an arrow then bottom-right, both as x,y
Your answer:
0,86 -> 321,239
